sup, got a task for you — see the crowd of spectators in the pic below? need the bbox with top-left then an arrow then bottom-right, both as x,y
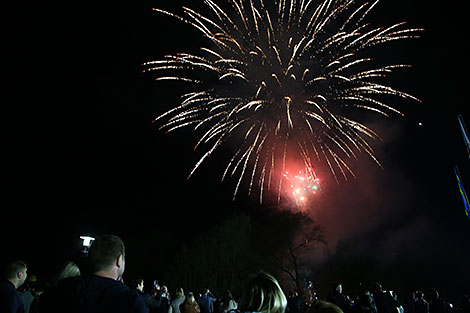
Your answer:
1,234 -> 469,313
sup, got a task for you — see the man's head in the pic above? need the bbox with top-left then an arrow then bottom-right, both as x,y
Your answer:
331,282 -> 342,294
132,277 -> 144,292
4,260 -> 27,289
372,283 -> 383,293
88,234 -> 125,280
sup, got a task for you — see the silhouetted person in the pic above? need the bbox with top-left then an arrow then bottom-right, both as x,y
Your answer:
197,288 -> 217,313
38,234 -> 148,313
170,287 -> 186,313
327,282 -> 352,313
157,285 -> 170,313
414,291 -> 429,313
354,290 -> 377,313
182,292 -> 201,313
0,260 -> 28,313
371,283 -> 400,313
221,290 -> 238,313
133,277 -> 163,313
429,291 -> 450,313
404,292 -> 417,313
286,291 -> 302,313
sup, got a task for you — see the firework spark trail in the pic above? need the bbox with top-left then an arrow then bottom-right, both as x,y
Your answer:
144,0 -> 422,203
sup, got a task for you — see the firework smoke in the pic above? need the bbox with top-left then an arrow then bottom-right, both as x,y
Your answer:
144,0 -> 422,202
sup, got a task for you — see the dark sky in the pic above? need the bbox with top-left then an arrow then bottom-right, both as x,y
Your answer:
4,0 -> 469,296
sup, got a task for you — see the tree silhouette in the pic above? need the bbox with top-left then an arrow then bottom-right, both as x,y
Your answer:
164,210 -> 324,299
165,214 -> 253,296
251,210 -> 325,297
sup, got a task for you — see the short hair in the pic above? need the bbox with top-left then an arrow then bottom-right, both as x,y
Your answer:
239,271 -> 287,313
416,290 -> 424,299
131,277 -> 144,289
372,283 -> 383,292
88,234 -> 125,272
3,260 -> 27,280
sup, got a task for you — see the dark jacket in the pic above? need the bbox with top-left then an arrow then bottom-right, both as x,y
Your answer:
197,294 -> 216,313
415,299 -> 429,313
327,291 -> 353,313
429,298 -> 449,313
0,280 -> 24,313
139,291 -> 163,313
38,275 -> 148,313
374,291 -> 400,313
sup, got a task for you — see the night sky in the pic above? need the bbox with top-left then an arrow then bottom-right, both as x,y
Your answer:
4,0 -> 469,299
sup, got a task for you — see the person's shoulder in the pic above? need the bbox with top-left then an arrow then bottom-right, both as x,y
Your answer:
101,279 -> 144,304
174,297 -> 186,304
123,288 -> 148,312
0,280 -> 15,292
88,276 -> 148,312
89,276 -> 134,295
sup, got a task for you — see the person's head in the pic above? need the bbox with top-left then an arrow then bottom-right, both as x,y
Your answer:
372,283 -> 383,293
331,282 -> 342,294
430,290 -> 439,301
305,301 -> 343,313
239,271 -> 287,313
88,234 -> 125,280
224,290 -> 234,302
416,291 -> 424,299
132,277 -> 144,292
175,287 -> 185,299
4,260 -> 28,289
186,292 -> 196,304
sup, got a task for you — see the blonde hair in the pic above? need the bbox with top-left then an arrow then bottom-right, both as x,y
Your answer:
175,287 -> 185,299
186,293 -> 197,305
239,271 -> 287,313
57,261 -> 81,281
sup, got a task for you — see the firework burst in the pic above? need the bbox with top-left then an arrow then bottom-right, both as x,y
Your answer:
144,0 -> 422,202
283,167 -> 321,210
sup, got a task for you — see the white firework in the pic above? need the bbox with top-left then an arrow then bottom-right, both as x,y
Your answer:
144,0 -> 422,202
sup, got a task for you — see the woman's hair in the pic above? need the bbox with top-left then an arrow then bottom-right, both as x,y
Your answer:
175,287 -> 185,299
224,290 -> 234,301
186,293 -> 196,304
239,271 -> 287,313
57,261 -> 81,281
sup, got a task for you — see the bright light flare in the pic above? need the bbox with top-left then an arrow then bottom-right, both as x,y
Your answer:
80,236 -> 95,247
283,167 -> 321,207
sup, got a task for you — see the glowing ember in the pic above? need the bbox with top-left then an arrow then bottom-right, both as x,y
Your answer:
283,168 -> 320,207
